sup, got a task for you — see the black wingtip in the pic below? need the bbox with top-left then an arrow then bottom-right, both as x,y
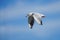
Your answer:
41,20 -> 43,25
39,23 -> 43,25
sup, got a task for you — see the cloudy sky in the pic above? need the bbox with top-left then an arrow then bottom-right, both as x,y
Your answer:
0,0 -> 60,40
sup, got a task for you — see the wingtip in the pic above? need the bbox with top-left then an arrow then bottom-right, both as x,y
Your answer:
39,23 -> 43,25
29,24 -> 33,29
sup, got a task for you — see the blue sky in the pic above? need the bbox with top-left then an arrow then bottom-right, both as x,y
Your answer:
0,0 -> 60,40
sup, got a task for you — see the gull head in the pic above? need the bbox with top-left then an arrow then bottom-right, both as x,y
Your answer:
41,15 -> 45,18
26,12 -> 34,17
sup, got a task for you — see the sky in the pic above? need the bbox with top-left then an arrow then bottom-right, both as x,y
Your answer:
0,0 -> 60,40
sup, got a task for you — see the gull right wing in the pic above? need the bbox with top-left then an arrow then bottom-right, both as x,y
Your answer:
33,14 -> 42,25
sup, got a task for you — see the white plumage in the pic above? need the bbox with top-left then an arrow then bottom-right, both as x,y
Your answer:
26,12 -> 45,29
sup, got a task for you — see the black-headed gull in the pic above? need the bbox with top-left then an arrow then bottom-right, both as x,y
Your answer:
26,12 -> 45,29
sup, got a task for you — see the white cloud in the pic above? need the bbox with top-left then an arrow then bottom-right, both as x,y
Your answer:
0,1 -> 60,21
0,19 -> 60,37
43,1 -> 60,13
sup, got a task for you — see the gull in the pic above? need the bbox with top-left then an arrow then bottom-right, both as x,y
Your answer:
26,12 -> 45,29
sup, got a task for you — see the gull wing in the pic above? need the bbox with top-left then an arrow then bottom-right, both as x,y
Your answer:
28,16 -> 34,29
36,13 -> 45,18
33,14 -> 42,25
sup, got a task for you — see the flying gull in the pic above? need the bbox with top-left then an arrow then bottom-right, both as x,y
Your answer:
26,12 -> 45,29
